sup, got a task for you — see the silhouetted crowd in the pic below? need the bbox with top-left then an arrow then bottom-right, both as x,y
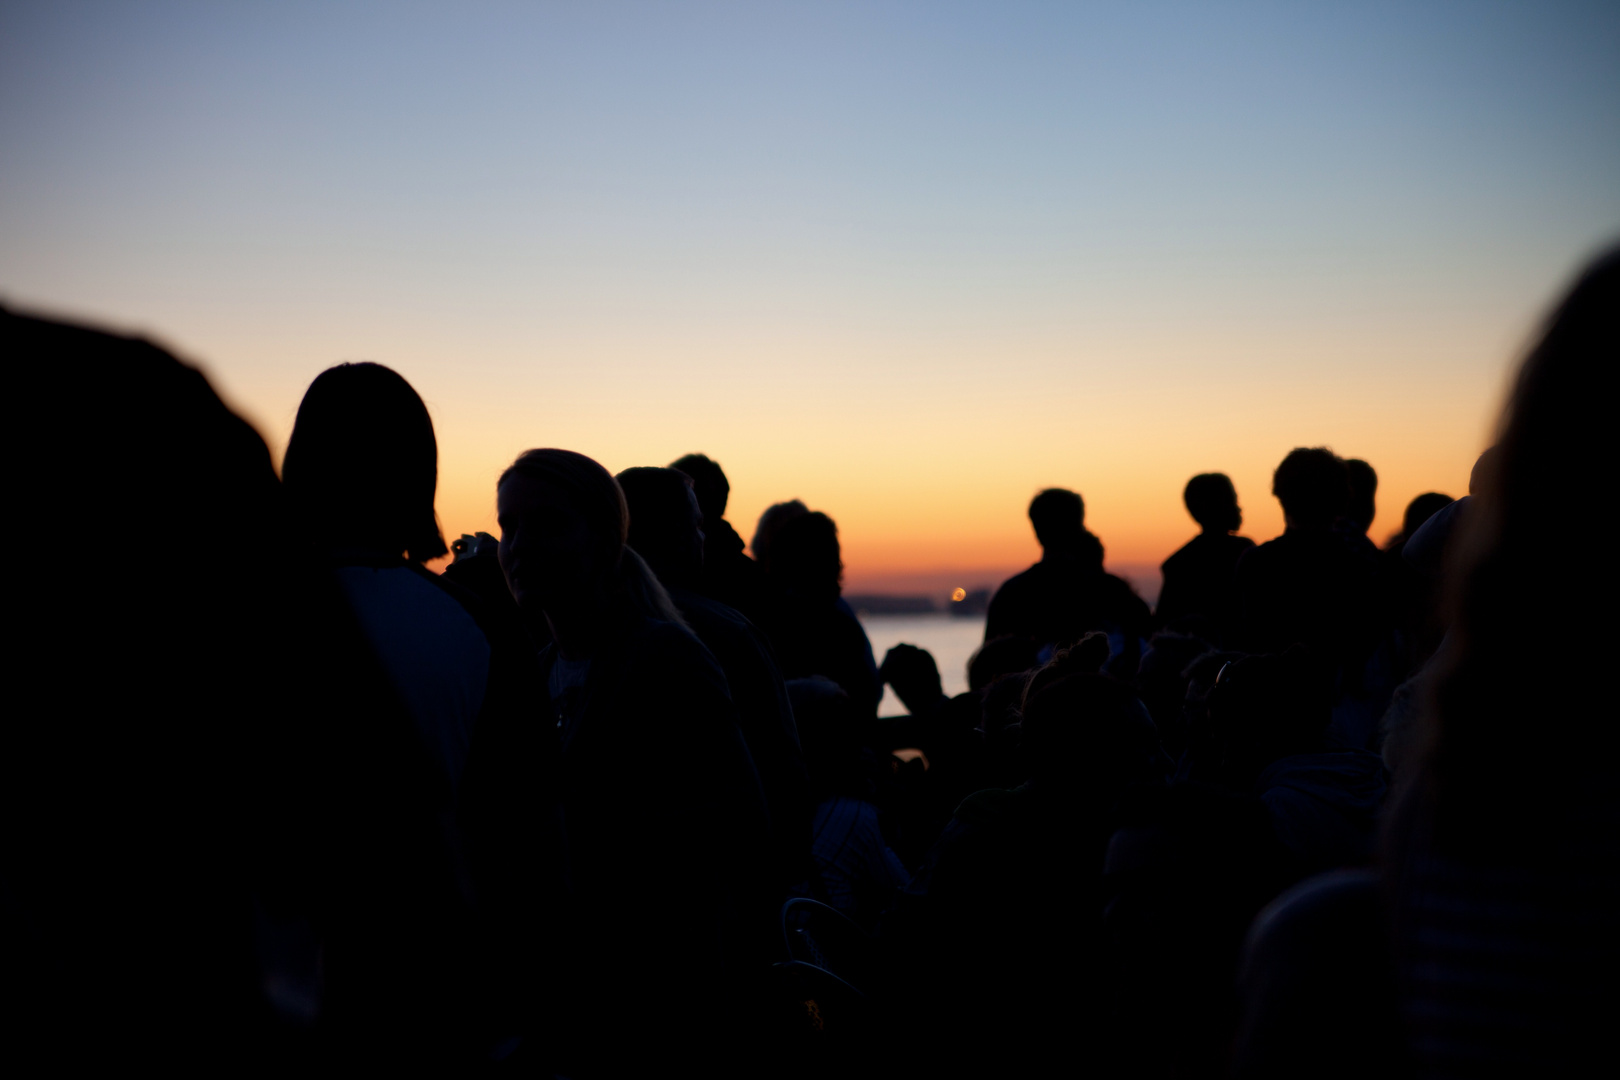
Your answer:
4,248 -> 1615,1077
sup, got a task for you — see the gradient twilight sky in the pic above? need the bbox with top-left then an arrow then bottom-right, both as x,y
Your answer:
4,2 -> 1617,592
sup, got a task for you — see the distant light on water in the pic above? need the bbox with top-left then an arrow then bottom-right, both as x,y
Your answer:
951,587 -> 967,603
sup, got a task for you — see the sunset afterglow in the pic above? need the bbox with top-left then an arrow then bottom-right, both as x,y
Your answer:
3,3 -> 1615,595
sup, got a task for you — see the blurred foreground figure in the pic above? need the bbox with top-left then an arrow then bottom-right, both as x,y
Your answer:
1384,249 -> 1620,1075
1235,249 -> 1620,1078
1,310 -> 292,1065
985,487 -> 1151,661
497,449 -> 771,1075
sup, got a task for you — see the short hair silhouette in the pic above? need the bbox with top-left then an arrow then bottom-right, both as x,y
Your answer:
1344,458 -> 1377,531
616,466 -> 703,587
1184,473 -> 1241,533
1401,492 -> 1454,540
1271,447 -> 1349,529
283,361 -> 447,561
752,498 -> 809,565
1028,488 -> 1085,549
669,452 -> 729,522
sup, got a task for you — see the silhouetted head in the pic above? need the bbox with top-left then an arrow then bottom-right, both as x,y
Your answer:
1184,472 -> 1242,533
669,452 -> 729,524
1022,632 -> 1112,713
496,449 -> 684,635
617,466 -> 704,590
282,362 -> 447,561
497,449 -> 626,618
1019,673 -> 1164,792
1272,447 -> 1350,530
1206,646 -> 1332,775
766,510 -> 843,604
1399,492 -> 1454,543
968,635 -> 1041,692
752,498 -> 809,567
1344,458 -> 1377,532
1029,488 -> 1086,551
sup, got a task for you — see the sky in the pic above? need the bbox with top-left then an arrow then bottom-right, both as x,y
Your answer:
3,1 -> 1617,596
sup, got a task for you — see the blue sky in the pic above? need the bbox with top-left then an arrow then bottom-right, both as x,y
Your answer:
3,1 -> 1616,582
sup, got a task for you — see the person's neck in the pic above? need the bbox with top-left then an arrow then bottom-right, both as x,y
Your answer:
1282,514 -> 1331,534
545,594 -> 614,661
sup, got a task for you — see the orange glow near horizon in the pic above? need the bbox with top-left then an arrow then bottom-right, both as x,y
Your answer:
198,306 -> 1508,601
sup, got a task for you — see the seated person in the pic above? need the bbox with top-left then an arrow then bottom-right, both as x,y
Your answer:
790,677 -> 909,931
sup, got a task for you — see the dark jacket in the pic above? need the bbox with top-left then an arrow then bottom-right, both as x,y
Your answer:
669,586 -> 811,896
985,558 -> 1152,651
542,614 -> 772,1070
1156,532 -> 1255,637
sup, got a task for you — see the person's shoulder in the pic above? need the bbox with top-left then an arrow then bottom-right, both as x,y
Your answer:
1162,536 -> 1201,573
994,563 -> 1045,595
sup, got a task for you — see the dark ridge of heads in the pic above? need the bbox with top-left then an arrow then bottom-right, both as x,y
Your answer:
1022,631 -> 1111,713
767,509 -> 843,600
1344,458 -> 1378,532
1020,673 -> 1162,786
1184,472 -> 1241,533
1207,645 -> 1333,760
616,466 -> 703,589
1272,447 -> 1350,530
669,452 -> 729,523
499,448 -> 629,566
1029,487 -> 1086,549
283,361 -> 447,562
968,635 -> 1041,692
752,498 -> 809,567
1400,492 -> 1454,541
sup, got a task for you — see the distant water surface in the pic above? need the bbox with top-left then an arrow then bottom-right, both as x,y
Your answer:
857,612 -> 987,718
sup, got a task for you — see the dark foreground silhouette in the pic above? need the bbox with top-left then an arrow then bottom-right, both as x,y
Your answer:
1,245 -> 1614,1076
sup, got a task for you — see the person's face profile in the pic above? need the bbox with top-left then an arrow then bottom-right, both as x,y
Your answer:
497,473 -> 602,614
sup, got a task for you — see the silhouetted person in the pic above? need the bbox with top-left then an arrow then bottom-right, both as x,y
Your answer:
893,660 -> 1167,1073
1240,250 -> 1620,1079
615,465 -> 812,897
496,449 -> 770,1074
3,309 -> 297,1067
985,488 -> 1151,660
1155,472 -> 1255,639
1235,448 -> 1383,742
789,677 -> 909,930
670,452 -> 762,617
1380,249 -> 1620,1076
751,498 -> 810,568
1343,457 -> 1378,537
754,508 -> 883,716
1205,649 -> 1385,876
282,362 -> 550,1063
